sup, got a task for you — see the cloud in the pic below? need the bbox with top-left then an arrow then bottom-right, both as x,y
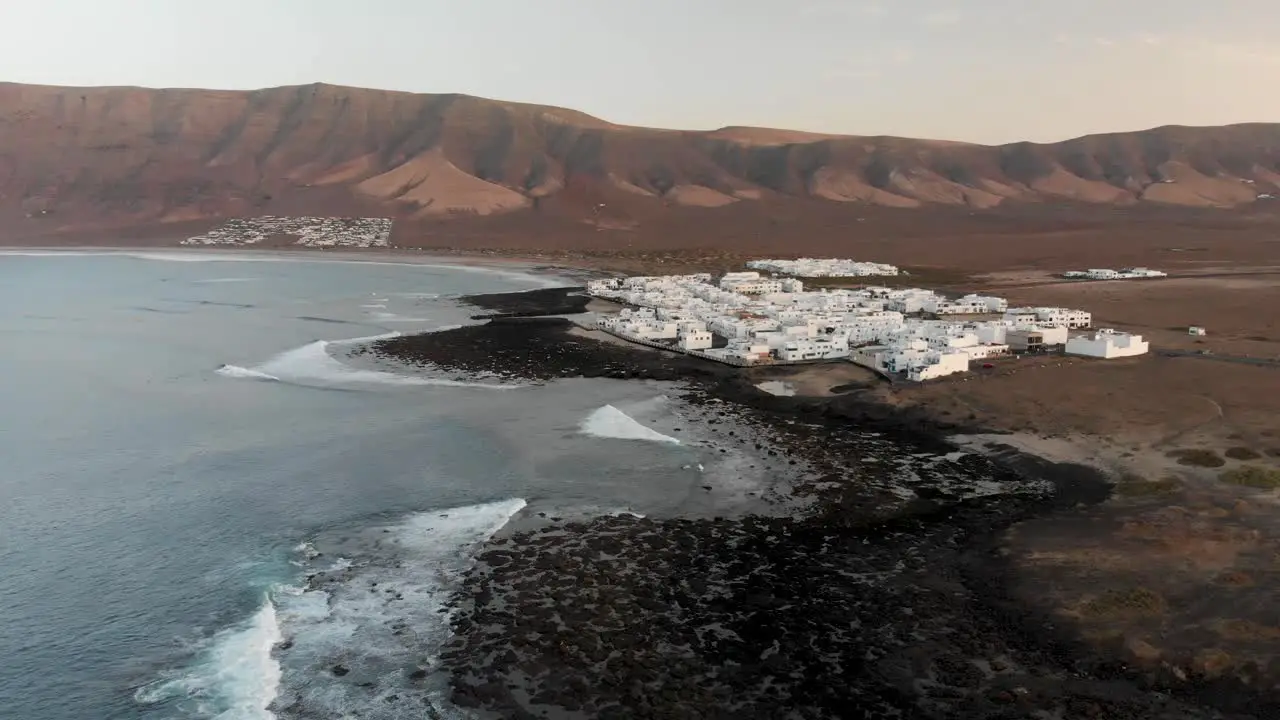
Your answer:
1093,37 -> 1116,47
921,9 -> 960,26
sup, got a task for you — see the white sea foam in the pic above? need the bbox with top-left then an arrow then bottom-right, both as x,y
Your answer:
218,335 -> 518,390
756,381 -> 797,397
135,597 -> 283,720
369,312 -> 429,323
581,405 -> 681,444
215,365 -> 280,382
272,498 -> 527,718
329,331 -> 402,345
360,303 -> 387,309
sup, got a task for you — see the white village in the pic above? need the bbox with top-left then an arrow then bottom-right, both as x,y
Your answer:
587,258 -> 1151,381
1060,267 -> 1168,280
181,216 -> 393,248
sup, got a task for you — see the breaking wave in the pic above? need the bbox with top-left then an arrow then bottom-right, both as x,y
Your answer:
368,311 -> 429,323
134,498 -> 527,719
272,498 -> 528,718
217,332 -> 518,389
215,365 -> 280,382
135,597 -> 283,720
581,405 -> 682,444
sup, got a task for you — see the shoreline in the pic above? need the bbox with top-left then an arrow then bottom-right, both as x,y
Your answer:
0,244 -> 614,280
368,287 -> 1277,718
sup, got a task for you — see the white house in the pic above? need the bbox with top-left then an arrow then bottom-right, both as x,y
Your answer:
907,351 -> 971,381
884,339 -> 932,373
1065,329 -> 1149,358
926,294 -> 1008,315
1007,307 -> 1091,329
725,340 -> 771,363
961,344 -> 1009,360
958,294 -> 1009,313
678,328 -> 713,351
777,338 -> 849,361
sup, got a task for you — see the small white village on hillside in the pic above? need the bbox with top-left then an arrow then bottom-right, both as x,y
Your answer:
181,216 -> 393,248
587,258 -> 1152,382
1061,267 -> 1167,280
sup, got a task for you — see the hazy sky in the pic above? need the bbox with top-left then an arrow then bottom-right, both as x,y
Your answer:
3,0 -> 1278,143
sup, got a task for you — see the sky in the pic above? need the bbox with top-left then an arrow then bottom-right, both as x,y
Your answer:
2,0 -> 1278,144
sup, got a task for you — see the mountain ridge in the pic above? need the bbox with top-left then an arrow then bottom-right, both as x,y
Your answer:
2,81 -> 1278,238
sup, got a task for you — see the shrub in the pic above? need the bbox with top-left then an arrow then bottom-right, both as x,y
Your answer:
1219,465 -> 1280,489
1224,446 -> 1262,461
1167,449 -> 1226,468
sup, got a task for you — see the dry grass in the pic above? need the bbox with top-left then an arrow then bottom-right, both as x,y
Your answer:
1219,465 -> 1280,489
1113,474 -> 1182,498
1080,587 -> 1166,619
1214,571 -> 1256,587
1213,618 -> 1280,641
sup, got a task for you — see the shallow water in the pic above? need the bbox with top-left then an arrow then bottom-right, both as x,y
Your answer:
0,252 -> 762,719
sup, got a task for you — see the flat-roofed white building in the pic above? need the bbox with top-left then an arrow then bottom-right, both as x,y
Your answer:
725,340 -> 771,364
678,328 -> 713,351
907,351 -> 971,381
1065,329 -> 1149,358
961,344 -> 1009,360
1005,307 -> 1091,329
777,337 -> 849,361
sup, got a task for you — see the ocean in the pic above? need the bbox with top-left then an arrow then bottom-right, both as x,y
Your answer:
0,251 -> 761,719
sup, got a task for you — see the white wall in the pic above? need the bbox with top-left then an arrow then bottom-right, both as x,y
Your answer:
1065,332 -> 1149,358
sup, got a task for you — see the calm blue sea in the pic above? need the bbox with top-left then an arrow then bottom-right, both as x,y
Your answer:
0,251 -> 749,719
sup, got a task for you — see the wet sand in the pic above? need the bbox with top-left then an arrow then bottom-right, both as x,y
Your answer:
369,288 -> 1277,719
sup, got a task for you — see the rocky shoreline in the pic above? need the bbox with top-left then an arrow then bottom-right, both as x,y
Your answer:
370,287 -> 1273,719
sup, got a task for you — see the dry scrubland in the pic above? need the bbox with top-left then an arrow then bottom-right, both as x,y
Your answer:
746,252 -> 1280,684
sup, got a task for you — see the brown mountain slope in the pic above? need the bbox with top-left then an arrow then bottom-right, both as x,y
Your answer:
2,81 -> 1279,238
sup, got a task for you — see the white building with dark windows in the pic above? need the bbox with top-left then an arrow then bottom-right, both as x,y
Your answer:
1005,307 -> 1091,329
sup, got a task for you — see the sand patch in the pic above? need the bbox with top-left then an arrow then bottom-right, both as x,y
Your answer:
810,167 -> 921,207
357,149 -> 531,216
1140,162 -> 1258,208
704,126 -> 851,145
666,185 -> 738,207
1030,168 -> 1134,204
